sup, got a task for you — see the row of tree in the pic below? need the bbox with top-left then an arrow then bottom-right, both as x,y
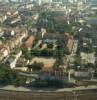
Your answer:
0,64 -> 26,86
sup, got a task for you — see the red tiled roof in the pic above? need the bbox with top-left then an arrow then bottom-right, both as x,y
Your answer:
67,38 -> 73,51
24,35 -> 35,48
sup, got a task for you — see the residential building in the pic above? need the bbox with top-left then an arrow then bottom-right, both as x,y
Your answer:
65,33 -> 74,52
0,28 -> 4,37
0,14 -> 7,23
23,35 -> 35,50
80,52 -> 96,64
8,50 -> 22,69
13,67 -> 28,72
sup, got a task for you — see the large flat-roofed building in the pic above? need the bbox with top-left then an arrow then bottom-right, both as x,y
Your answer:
37,0 -> 52,5
52,0 -> 62,4
37,0 -> 63,5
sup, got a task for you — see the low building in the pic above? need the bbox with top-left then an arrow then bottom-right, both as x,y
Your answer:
68,69 -> 94,81
74,71 -> 90,79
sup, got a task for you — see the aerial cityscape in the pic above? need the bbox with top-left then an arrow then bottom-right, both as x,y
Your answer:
0,0 -> 97,100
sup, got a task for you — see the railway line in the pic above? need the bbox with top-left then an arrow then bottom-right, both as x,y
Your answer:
0,89 -> 96,100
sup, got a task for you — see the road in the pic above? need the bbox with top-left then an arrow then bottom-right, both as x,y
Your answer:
0,84 -> 97,92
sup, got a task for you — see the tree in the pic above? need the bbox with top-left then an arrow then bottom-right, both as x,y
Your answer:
74,56 -> 81,69
85,33 -> 91,38
12,77 -> 26,87
22,48 -> 32,60
85,63 -> 95,69
27,61 -> 44,71
53,49 -> 64,70
37,10 -> 72,33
